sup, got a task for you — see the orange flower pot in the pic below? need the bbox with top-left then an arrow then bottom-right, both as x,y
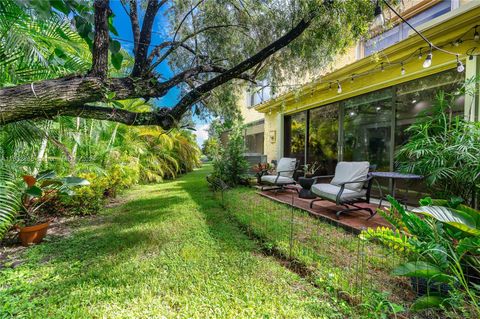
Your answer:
17,222 -> 50,246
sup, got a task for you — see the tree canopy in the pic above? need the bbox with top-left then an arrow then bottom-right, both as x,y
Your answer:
0,0 -> 374,128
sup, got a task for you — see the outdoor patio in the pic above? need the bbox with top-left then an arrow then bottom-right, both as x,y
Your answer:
257,186 -> 390,233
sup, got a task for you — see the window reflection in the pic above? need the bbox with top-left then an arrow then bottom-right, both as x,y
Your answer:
308,104 -> 338,175
284,111 -> 306,165
343,89 -> 392,171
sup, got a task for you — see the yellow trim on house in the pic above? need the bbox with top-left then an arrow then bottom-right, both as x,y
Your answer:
255,2 -> 480,115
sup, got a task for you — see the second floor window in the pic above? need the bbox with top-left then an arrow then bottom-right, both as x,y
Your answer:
247,80 -> 271,108
364,1 -> 452,56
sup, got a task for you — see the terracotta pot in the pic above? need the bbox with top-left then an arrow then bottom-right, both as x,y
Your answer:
17,222 -> 50,246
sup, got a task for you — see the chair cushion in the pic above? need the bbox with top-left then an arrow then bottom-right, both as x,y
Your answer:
311,183 -> 367,202
330,161 -> 370,192
276,158 -> 297,178
261,175 -> 295,185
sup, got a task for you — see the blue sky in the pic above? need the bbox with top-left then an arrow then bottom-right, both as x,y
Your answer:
110,1 -> 209,145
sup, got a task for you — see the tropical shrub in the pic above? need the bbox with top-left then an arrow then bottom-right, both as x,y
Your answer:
362,196 -> 480,314
202,137 -> 220,160
396,91 -> 480,206
212,125 -> 249,187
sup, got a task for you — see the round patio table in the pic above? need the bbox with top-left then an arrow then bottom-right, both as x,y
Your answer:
371,171 -> 423,205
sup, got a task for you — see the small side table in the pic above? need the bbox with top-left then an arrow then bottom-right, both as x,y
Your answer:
371,171 -> 423,206
298,177 -> 316,199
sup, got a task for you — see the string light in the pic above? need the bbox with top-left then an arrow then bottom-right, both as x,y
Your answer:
423,46 -> 432,68
251,19 -> 480,105
373,0 -> 384,28
456,55 -> 465,73
474,26 -> 479,41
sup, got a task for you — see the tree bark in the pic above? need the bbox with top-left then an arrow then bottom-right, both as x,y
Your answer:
89,0 -> 110,78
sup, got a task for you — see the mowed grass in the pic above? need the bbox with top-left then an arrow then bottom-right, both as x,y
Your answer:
1,165 -> 345,318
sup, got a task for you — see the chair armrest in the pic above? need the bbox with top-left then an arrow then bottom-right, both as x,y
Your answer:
337,175 -> 373,186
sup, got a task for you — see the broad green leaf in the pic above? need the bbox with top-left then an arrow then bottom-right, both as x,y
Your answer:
411,295 -> 445,311
108,15 -> 119,36
109,40 -> 121,54
25,186 -> 43,197
111,52 -> 123,70
413,206 -> 480,236
36,170 -> 56,180
393,261 -> 454,283
62,177 -> 90,187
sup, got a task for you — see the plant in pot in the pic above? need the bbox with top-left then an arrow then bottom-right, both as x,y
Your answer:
16,170 -> 89,246
361,196 -> 480,314
252,163 -> 272,184
302,162 -> 320,178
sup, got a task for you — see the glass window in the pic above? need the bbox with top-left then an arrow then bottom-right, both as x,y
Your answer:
307,104 -> 339,175
365,1 -> 451,56
395,68 -> 465,149
365,25 -> 401,56
284,111 -> 306,165
401,1 -> 451,39
343,88 -> 393,172
394,68 -> 464,203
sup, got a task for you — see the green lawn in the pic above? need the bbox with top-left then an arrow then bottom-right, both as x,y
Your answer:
1,165 -> 350,318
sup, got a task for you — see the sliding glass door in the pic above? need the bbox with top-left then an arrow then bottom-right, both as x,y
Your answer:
342,88 -> 393,172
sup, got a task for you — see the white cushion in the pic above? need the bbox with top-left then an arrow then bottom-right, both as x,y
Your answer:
311,183 -> 366,202
330,161 -> 369,192
261,175 -> 295,185
276,158 -> 297,178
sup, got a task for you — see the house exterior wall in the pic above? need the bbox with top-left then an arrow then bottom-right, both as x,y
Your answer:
255,0 -> 480,162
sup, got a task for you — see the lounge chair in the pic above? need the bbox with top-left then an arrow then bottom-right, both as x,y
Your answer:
309,161 -> 376,220
260,157 -> 298,191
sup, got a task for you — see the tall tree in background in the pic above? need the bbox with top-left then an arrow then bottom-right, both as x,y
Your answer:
0,0 -> 373,129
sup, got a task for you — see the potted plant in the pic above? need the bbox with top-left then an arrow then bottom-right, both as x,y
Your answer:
15,170 -> 89,246
252,162 -> 272,184
362,196 -> 480,312
302,162 -> 320,178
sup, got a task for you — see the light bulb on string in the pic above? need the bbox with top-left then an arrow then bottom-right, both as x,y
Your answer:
373,1 -> 384,29
418,48 -> 423,60
423,47 -> 432,68
475,27 -> 480,41
456,55 -> 465,73
337,81 -> 342,94
380,63 -> 385,72
401,63 -> 405,75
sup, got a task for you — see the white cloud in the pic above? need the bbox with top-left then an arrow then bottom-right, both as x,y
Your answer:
194,124 -> 209,147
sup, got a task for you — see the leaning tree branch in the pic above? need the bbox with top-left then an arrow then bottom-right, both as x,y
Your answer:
89,0 -> 111,78
0,5 -> 318,129
169,15 -> 314,121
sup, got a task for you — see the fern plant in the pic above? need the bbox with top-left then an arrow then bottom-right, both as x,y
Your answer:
0,166 -> 21,239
